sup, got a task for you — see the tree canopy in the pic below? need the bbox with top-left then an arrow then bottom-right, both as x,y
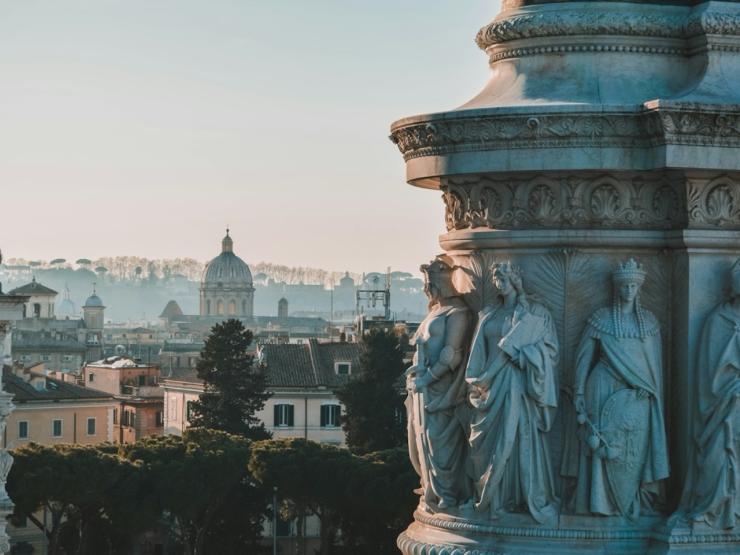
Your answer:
189,319 -> 272,440
335,328 -> 407,454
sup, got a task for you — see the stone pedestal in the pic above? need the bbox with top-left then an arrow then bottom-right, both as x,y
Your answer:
391,1 -> 740,553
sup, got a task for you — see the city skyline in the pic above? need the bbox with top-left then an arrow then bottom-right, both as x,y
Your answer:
0,1 -> 497,273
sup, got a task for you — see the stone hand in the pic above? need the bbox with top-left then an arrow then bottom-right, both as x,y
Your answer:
574,393 -> 586,415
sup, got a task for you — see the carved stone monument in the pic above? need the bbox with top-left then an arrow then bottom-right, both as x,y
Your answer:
0,255 -> 29,554
391,0 -> 740,552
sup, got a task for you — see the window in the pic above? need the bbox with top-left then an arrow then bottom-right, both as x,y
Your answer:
89,373 -> 94,383
156,411 -> 164,427
274,404 -> 294,427
33,303 -> 41,318
138,375 -> 147,386
123,411 -> 136,428
18,421 -> 29,439
52,419 -> 62,437
41,355 -> 51,362
113,408 -> 118,424
186,401 -> 195,422
335,362 -> 351,375
62,355 -> 72,362
87,417 -> 96,436
320,405 -> 341,428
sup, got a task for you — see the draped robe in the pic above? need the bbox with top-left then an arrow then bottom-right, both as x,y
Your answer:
406,302 -> 471,508
562,307 -> 669,517
682,302 -> 740,529
465,301 -> 559,524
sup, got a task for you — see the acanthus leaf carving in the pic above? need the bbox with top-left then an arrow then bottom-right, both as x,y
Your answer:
441,172 -> 692,231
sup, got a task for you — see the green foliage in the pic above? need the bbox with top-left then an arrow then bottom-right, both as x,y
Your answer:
7,443 -> 144,555
336,328 -> 406,454
249,439 -> 416,554
190,319 -> 272,441
9,430 -> 268,555
119,428 -> 267,555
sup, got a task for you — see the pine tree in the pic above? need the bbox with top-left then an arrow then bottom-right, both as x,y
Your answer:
189,319 -> 271,440
335,328 -> 406,454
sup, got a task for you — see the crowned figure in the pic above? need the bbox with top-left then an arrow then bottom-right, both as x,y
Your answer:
562,258 -> 669,518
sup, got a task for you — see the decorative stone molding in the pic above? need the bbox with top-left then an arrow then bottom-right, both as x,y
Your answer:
685,11 -> 740,38
475,11 -> 689,50
390,109 -> 740,162
650,110 -> 740,146
475,7 -> 740,51
440,173 -> 685,231
413,509 -> 658,541
391,113 -> 644,161
489,42 -> 686,63
398,532 -> 499,555
687,175 -> 740,228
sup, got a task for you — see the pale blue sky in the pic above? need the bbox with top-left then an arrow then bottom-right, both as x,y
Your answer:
0,0 -> 499,273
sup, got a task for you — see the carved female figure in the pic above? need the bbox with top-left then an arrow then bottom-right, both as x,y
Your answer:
679,259 -> 740,529
564,258 -> 669,518
464,262 -> 559,524
406,256 -> 472,510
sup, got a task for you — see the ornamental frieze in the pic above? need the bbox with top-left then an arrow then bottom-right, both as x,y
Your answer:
474,7 -> 740,50
687,175 -> 740,228
390,113 -> 645,161
390,109 -> 740,161
475,11 -> 688,49
440,173 -> 686,231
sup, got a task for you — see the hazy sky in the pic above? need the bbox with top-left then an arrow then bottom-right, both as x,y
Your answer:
0,1 -> 499,273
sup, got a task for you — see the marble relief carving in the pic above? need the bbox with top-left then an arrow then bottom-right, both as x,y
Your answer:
464,262 -> 559,524
687,175 -> 740,228
405,256 -> 472,511
561,259 -> 669,518
677,260 -> 740,530
441,174 -> 684,231
406,255 -> 675,524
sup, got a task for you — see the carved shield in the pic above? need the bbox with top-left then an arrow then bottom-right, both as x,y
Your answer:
601,388 -> 651,516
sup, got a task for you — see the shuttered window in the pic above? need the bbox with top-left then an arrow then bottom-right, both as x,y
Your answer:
274,404 -> 294,427
320,405 -> 341,428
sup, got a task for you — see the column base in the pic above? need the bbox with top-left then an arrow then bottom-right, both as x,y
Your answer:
397,509 -> 740,554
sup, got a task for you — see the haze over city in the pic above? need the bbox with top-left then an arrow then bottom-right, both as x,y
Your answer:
1,0 -> 495,272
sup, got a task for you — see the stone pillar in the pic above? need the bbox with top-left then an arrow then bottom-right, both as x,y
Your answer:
391,1 -> 740,553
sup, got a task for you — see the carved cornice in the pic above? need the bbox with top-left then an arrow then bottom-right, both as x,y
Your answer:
476,11 -> 688,49
650,110 -> 740,146
440,172 -> 686,231
686,11 -> 740,37
389,109 -> 740,162
475,7 -> 740,51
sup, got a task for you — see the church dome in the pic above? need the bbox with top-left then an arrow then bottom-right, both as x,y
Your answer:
84,293 -> 104,308
202,230 -> 253,285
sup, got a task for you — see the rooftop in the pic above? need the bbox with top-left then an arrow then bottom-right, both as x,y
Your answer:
9,278 -> 58,296
86,355 -> 156,369
162,339 -> 363,389
4,366 -> 113,402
